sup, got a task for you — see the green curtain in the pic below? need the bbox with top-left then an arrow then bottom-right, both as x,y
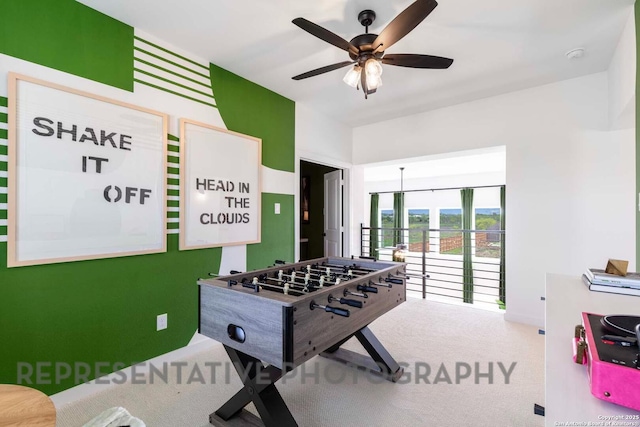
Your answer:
461,188 -> 474,303
370,193 -> 380,259
499,185 -> 506,307
393,192 -> 405,246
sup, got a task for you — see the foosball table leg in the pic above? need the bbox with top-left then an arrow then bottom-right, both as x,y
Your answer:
210,345 -> 298,427
321,325 -> 405,383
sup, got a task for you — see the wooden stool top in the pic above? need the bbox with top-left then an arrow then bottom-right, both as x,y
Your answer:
0,385 -> 56,427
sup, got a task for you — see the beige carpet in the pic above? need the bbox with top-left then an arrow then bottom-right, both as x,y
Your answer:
57,299 -> 544,427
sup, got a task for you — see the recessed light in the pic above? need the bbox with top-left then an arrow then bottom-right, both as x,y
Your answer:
566,48 -> 585,60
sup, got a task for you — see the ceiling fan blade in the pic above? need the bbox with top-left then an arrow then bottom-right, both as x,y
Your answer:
372,0 -> 438,53
382,54 -> 453,69
292,61 -> 355,80
292,18 -> 359,55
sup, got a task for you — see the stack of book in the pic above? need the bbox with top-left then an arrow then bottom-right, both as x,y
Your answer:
582,268 -> 640,297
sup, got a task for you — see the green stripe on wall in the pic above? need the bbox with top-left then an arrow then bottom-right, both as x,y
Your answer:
134,79 -> 217,109
167,167 -> 179,175
167,200 -> 179,208
135,58 -> 211,89
0,226 -> 6,235
168,134 -> 179,142
0,113 -> 7,123
0,178 -> 6,187
167,189 -> 179,197
209,64 -> 294,173
134,68 -> 214,99
0,97 -> 7,108
0,0 -> 133,91
167,178 -> 179,186
0,145 -> 6,156
0,163 -> 6,172
168,155 -> 179,164
0,210 -> 6,220
167,211 -> 179,219
168,145 -> 179,153
0,194 -> 5,203
0,130 -> 7,140
134,36 -> 208,71
167,222 -> 179,229
134,47 -> 209,80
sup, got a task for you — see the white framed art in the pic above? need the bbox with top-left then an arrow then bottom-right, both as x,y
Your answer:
179,119 -> 261,250
7,73 -> 168,267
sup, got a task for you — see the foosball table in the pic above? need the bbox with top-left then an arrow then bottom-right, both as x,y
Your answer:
198,256 -> 407,427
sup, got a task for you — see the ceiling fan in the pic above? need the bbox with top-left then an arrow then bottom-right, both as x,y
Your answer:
291,0 -> 454,99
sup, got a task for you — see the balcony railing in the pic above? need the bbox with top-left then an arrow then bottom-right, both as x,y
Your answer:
360,225 -> 505,310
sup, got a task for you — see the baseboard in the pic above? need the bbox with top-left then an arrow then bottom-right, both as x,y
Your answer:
504,310 -> 544,328
50,334 -> 218,409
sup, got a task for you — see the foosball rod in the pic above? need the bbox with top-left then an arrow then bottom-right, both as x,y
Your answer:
344,288 -> 369,298
260,276 -> 315,291
301,265 -> 363,279
264,274 -> 341,288
275,270 -> 346,286
322,262 -> 376,271
322,262 -> 406,279
241,277 -> 305,296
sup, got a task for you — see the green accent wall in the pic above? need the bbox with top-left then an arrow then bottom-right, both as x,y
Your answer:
247,193 -> 295,270
0,235 -> 221,395
209,64 -> 295,173
0,1 -> 296,396
0,0 -> 134,91
210,64 -> 296,267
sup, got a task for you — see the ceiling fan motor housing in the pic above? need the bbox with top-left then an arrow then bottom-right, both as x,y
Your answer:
358,10 -> 376,27
348,33 -> 384,61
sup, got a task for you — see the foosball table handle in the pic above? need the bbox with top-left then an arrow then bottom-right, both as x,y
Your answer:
310,301 -> 350,317
357,284 -> 378,294
324,305 -> 350,317
328,294 -> 363,308
338,298 -> 363,308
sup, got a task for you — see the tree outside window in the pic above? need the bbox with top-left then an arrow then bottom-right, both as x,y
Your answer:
380,209 -> 394,247
475,208 -> 501,258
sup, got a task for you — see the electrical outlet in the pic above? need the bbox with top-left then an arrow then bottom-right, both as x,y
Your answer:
274,203 -> 280,214
157,313 -> 167,331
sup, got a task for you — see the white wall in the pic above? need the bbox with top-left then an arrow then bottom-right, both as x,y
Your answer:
295,102 -> 352,165
294,102 -> 354,260
352,72 -> 636,327
608,10 -> 636,129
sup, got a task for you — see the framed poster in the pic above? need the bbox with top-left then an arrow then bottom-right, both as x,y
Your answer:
179,119 -> 261,250
7,73 -> 168,267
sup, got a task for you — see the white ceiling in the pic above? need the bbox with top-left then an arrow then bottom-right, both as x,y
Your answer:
78,0 -> 634,127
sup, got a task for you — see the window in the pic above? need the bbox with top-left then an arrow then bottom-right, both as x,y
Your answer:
439,208 -> 462,254
475,208 -> 502,258
380,209 -> 394,247
408,209 -> 429,251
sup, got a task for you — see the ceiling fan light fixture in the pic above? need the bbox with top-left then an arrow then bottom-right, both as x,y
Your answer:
343,65 -> 362,88
365,58 -> 383,89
